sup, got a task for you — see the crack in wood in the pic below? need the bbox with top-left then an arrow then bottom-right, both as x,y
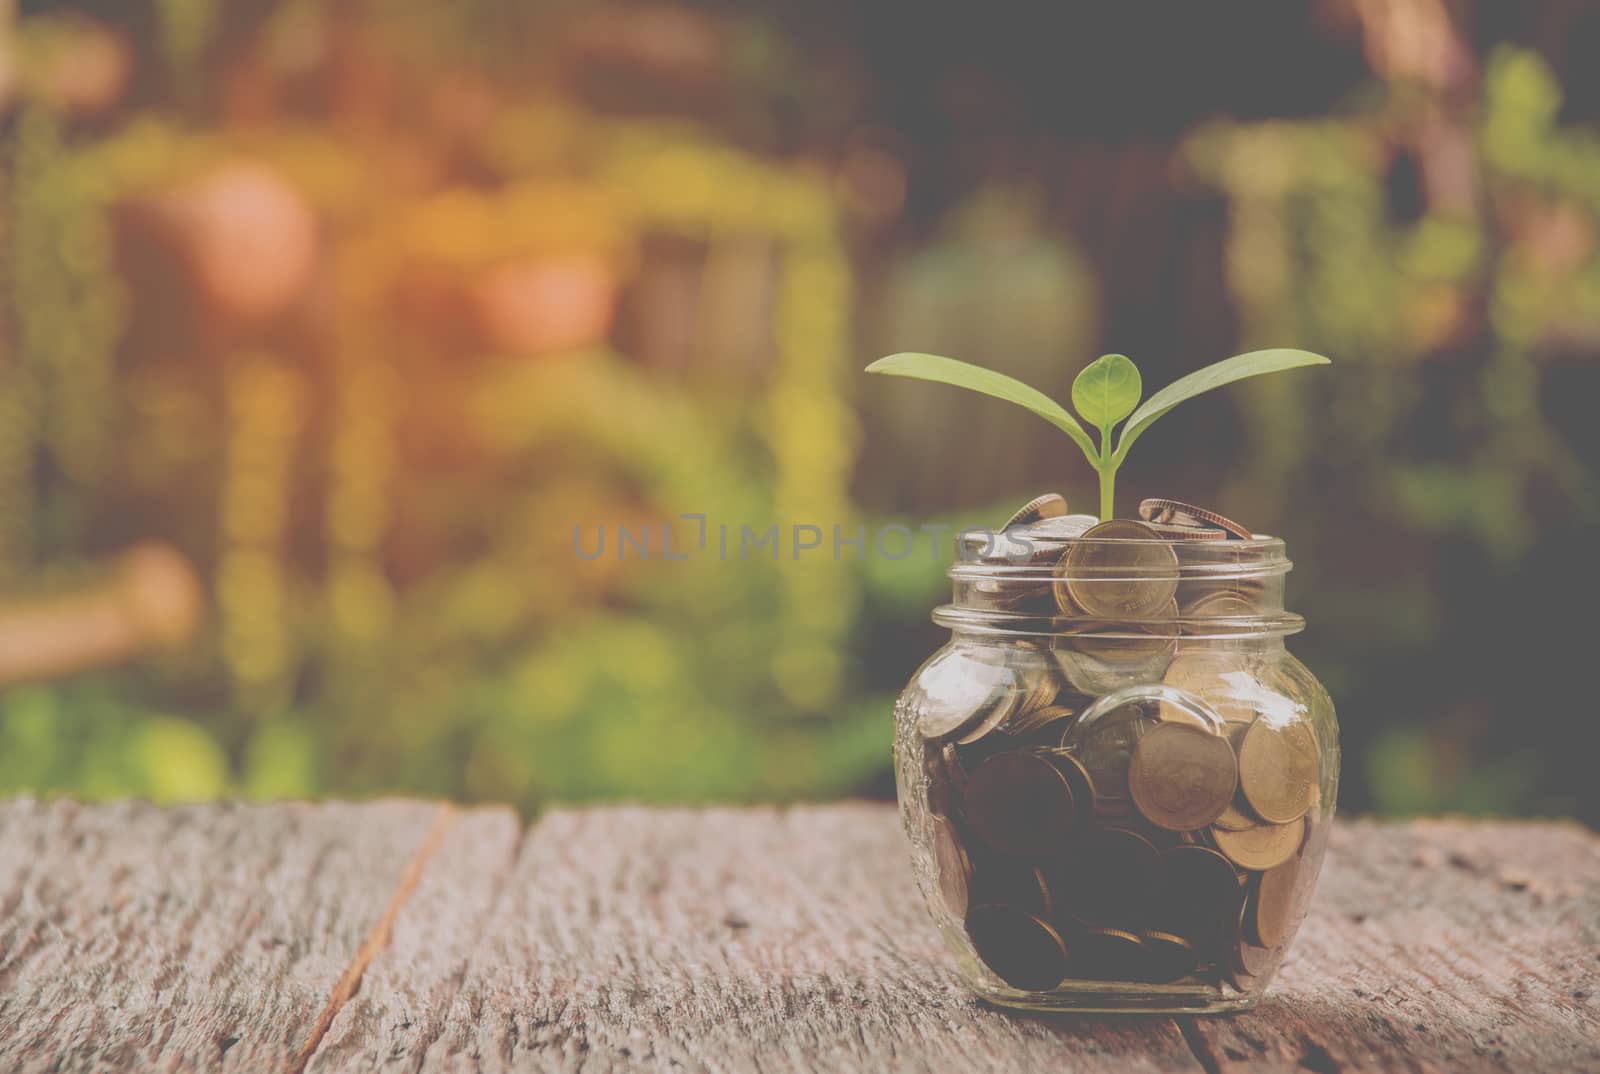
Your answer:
289,805 -> 458,1074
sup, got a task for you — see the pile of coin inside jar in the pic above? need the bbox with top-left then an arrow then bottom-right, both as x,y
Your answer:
920,495 -> 1325,994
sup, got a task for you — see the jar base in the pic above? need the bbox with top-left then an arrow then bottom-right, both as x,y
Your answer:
972,980 -> 1262,1015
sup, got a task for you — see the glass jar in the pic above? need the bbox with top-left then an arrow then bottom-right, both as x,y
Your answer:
894,526 -> 1338,1014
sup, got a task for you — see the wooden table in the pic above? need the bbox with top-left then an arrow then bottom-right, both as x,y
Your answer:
0,800 -> 1595,1073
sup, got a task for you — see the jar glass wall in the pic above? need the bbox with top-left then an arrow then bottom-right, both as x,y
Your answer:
894,531 -> 1338,1014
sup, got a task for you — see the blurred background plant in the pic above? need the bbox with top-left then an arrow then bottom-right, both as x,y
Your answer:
0,0 -> 1594,822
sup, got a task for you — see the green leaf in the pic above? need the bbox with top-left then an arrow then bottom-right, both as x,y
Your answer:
865,352 -> 1097,459
1112,348 -> 1330,466
1071,353 -> 1142,433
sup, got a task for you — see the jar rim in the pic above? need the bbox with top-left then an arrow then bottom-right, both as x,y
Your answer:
939,533 -> 1302,639
952,534 -> 1288,578
930,605 -> 1306,640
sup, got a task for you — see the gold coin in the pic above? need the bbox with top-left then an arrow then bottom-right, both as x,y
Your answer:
1144,522 -> 1226,541
1041,749 -> 1097,818
964,750 -> 1078,858
942,741 -> 969,797
1211,796 -> 1259,832
965,904 -> 1069,991
1213,816 -> 1305,871
1182,589 -> 1261,620
1154,703 -> 1208,729
1057,520 -> 1180,619
1248,860 -> 1299,949
1066,926 -> 1145,982
1054,827 -> 1161,926
1156,844 -> 1244,957
1013,657 -> 1064,717
1004,493 -> 1069,529
1136,930 -> 1199,983
1230,937 -> 1275,984
1061,598 -> 1180,665
1128,723 -> 1238,831
916,647 -> 1017,740
932,815 -> 974,917
1160,652 -> 1256,723
1086,756 -> 1133,817
1229,896 -> 1276,985
971,858 -> 1055,919
1014,514 -> 1100,546
1176,576 -> 1267,615
1238,719 -> 1319,824
925,742 -> 961,820
1069,703 -> 1156,815
1180,590 -> 1263,637
1008,703 -> 1076,742
952,687 -> 1021,747
1138,498 -> 1253,541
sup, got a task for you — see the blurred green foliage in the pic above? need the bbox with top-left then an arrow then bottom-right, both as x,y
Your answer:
1188,47 -> 1599,820
1,2 -> 1596,822
0,1 -> 887,810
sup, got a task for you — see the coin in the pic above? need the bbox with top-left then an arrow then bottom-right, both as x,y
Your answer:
1065,926 -> 1144,981
1004,493 -> 1069,529
953,726 -> 1017,768
1138,498 -> 1253,541
1129,723 -> 1238,831
916,647 -> 1016,740
1182,589 -> 1261,621
1144,522 -> 1226,541
1042,749 -> 1097,818
932,815 -> 974,917
1180,590 -> 1263,637
1057,520 -> 1180,619
1156,844 -> 1244,955
964,750 -> 1078,858
1248,860 -> 1299,948
1061,600 -> 1180,664
1008,703 -> 1076,742
1012,706 -> 1079,748
1083,750 -> 1134,818
1160,652 -> 1256,724
965,904 -> 1070,991
952,687 -> 1021,746
1015,513 -> 1099,543
1176,578 -> 1267,616
1213,816 -> 1305,871
1238,719 -> 1319,823
925,742 -> 960,819
942,741 -> 969,798
1211,796 -> 1260,832
1052,642 -> 1176,697
1229,891 -> 1276,987
1013,656 -> 1064,717
1136,930 -> 1199,983
971,859 -> 1055,919
1230,934 -> 1275,984
1068,703 -> 1155,815
1053,826 -> 1161,926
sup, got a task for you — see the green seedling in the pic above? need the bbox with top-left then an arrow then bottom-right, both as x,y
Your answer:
865,349 -> 1330,521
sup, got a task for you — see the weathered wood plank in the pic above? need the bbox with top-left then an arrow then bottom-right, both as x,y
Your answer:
304,806 -> 522,1074
1182,817 -> 1600,1074
0,797 -> 448,1074
3,801 -> 1595,1074
412,805 -> 1204,1074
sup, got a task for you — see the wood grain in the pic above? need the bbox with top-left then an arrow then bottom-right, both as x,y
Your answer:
0,797 -> 447,1074
1181,817 -> 1600,1074
304,806 -> 521,1074
1,801 -> 1595,1074
413,805 -> 1204,1074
